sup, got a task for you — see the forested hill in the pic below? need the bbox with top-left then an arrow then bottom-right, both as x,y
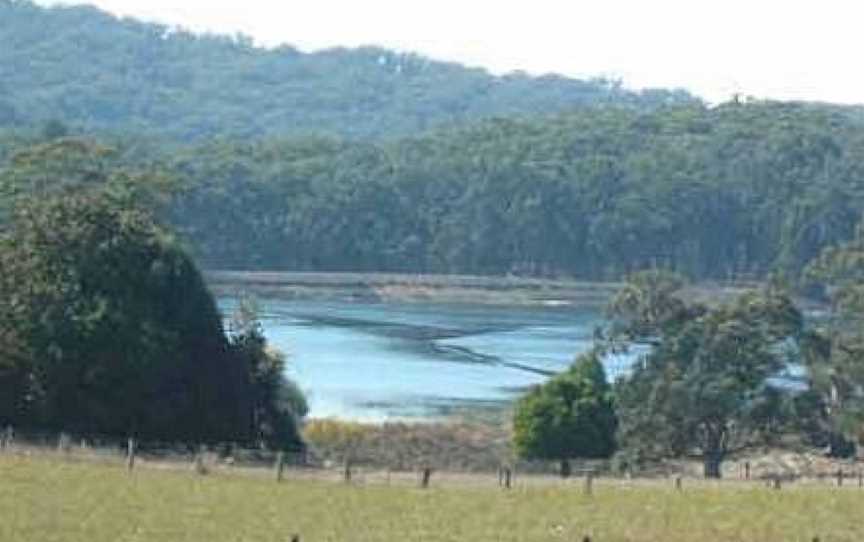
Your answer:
4,0 -> 864,282
0,0 -> 696,141
160,101 -> 864,279
4,100 -> 864,281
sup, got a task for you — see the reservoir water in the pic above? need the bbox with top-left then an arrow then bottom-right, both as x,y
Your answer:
220,298 -> 629,421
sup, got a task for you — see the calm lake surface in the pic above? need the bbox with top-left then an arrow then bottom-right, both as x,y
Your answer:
220,298 -> 632,421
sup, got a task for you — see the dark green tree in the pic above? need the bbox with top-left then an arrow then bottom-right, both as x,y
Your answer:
513,350 -> 617,477
0,192 -> 248,442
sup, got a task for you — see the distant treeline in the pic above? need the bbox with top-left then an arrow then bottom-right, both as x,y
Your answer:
0,0 -> 694,140
157,101 -> 864,280
3,100 -> 864,281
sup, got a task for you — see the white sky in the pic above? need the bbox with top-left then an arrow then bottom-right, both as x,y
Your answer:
41,0 -> 864,104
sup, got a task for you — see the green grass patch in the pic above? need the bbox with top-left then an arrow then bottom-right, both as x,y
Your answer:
0,455 -> 860,541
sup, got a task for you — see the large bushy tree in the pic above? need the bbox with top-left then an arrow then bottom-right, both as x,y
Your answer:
0,191 -> 305,447
611,274 -> 803,477
513,350 -> 617,477
0,192 -> 246,441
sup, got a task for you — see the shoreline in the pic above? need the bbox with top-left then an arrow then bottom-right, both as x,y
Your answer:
206,270 -> 763,308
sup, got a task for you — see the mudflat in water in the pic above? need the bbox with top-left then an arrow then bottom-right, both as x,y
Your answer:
220,297 -> 634,421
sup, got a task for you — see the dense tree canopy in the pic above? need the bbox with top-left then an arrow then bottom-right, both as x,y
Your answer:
0,192 -> 238,440
3,101 -> 864,281
0,0 -> 694,140
0,189 -> 305,448
513,351 -> 617,476
157,101 -> 864,281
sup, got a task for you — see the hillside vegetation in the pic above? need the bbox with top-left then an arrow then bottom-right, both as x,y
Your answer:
5,100 -> 864,281
157,101 -> 864,279
2,100 -> 864,281
0,0 -> 694,140
2,4 -> 864,281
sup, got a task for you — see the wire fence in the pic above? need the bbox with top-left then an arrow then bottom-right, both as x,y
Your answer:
5,427 -> 861,542
3,425 -> 864,492
0,427 -> 305,473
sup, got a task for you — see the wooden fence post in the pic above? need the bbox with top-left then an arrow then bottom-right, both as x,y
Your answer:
743,461 -> 751,480
126,438 -> 136,473
503,467 -> 512,490
343,458 -> 352,484
57,432 -> 71,454
2,425 -> 13,451
420,467 -> 432,489
836,468 -> 844,487
858,471 -> 863,488
584,471 -> 594,496
275,452 -> 285,483
772,476 -> 782,490
674,475 -> 682,491
194,444 -> 207,475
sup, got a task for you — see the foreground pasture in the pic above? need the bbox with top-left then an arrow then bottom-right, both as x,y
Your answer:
0,455 -> 860,541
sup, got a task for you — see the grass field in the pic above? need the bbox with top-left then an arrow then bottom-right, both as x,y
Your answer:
1,455 -> 861,542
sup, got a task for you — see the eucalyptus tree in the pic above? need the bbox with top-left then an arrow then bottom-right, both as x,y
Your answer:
800,223 -> 864,454
610,273 -> 803,477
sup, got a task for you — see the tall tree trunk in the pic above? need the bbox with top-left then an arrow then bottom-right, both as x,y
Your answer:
560,458 -> 571,478
703,451 -> 724,479
702,425 -> 727,479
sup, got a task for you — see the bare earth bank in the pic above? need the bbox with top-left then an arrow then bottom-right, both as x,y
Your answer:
205,270 -> 763,308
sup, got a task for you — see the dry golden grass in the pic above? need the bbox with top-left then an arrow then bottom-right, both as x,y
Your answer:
1,454 -> 862,541
303,418 -> 511,472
